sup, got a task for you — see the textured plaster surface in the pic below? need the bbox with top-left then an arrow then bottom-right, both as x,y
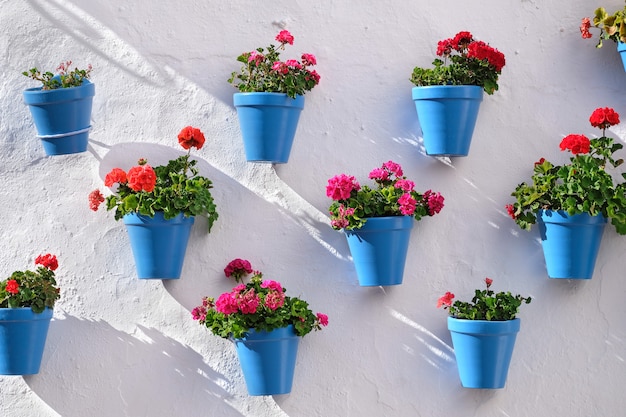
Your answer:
1,0 -> 625,416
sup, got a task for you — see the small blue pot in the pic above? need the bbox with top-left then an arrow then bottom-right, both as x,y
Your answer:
23,80 -> 95,156
412,85 -> 483,157
0,308 -> 53,375
123,212 -> 194,280
617,42 -> 626,71
233,93 -> 305,163
448,317 -> 520,389
537,210 -> 607,279
233,325 -> 300,396
344,216 -> 413,286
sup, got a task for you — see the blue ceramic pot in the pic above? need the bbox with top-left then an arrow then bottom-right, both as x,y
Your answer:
123,212 -> 194,280
537,210 -> 607,279
617,42 -> 626,71
412,85 -> 483,157
448,317 -> 520,389
23,80 -> 95,156
233,93 -> 305,163
0,308 -> 53,375
344,216 -> 413,286
233,325 -> 300,396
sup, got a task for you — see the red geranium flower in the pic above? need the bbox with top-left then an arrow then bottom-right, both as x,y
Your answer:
127,165 -> 157,192
589,107 -> 620,130
5,279 -> 19,295
35,254 -> 58,271
104,168 -> 128,187
177,126 -> 206,150
437,291 -> 455,308
560,134 -> 590,155
88,189 -> 105,211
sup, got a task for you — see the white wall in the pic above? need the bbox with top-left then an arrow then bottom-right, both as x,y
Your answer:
1,0 -> 625,416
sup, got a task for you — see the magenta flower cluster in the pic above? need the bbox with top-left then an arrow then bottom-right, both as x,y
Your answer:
326,161 -> 445,230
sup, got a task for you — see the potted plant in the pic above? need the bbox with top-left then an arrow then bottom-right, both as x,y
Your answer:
437,278 -> 531,389
89,126 -> 218,280
410,31 -> 505,156
326,161 -> 444,286
228,30 -> 320,163
507,106 -> 626,279
22,61 -> 95,156
580,2 -> 626,70
192,259 -> 328,396
0,253 -> 61,375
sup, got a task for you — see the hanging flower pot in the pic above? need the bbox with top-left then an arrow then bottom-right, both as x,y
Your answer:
344,216 -> 414,286
410,31 -> 505,157
618,42 -> 626,71
233,325 -> 300,396
437,278 -> 531,389
448,317 -> 520,389
326,161 -> 445,286
192,259 -> 328,396
233,93 -> 305,163
123,212 -> 195,280
22,62 -> 95,156
580,8 -> 626,71
412,86 -> 483,156
89,126 -> 219,280
0,308 -> 53,375
537,210 -> 607,279
0,253 -> 61,375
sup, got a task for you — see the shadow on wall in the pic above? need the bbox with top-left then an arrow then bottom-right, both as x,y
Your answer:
24,312 -> 244,416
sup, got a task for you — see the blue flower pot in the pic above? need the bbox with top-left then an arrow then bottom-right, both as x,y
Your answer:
123,212 -> 194,280
23,80 -> 95,156
538,210 -> 607,279
344,216 -> 413,286
448,317 -> 520,389
233,93 -> 305,164
233,325 -> 300,396
412,85 -> 483,157
617,42 -> 626,71
0,308 -> 53,375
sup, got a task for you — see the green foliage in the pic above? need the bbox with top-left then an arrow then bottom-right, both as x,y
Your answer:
509,136 -> 626,235
23,61 -> 92,90
105,155 -> 218,231
439,279 -> 531,321
0,263 -> 60,314
591,5 -> 626,47
410,56 -> 500,95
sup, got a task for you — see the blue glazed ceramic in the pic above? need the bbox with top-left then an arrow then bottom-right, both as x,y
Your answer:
233,325 -> 300,396
233,93 -> 305,163
538,210 -> 607,279
617,42 -> 626,71
412,85 -> 483,157
0,308 -> 53,375
344,216 -> 413,286
23,80 -> 95,156
448,317 -> 520,389
123,212 -> 194,280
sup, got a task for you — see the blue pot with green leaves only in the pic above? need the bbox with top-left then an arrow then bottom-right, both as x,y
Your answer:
23,79 -> 95,156
537,210 -> 607,279
123,212 -> 194,280
448,317 -> 520,389
412,85 -> 483,157
233,325 -> 300,396
344,216 -> 414,286
233,92 -> 305,163
0,307 -> 53,375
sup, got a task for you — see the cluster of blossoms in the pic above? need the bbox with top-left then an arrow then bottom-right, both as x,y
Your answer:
0,254 -> 61,313
580,6 -> 626,48
411,31 -> 506,95
88,126 -> 218,230
228,30 -> 320,99
437,278 -> 531,321
23,60 -> 93,90
436,31 -> 505,72
193,259 -> 328,339
327,161 -> 444,230
508,107 -> 626,235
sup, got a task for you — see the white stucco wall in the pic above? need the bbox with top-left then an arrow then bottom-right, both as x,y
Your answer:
1,0 -> 625,416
